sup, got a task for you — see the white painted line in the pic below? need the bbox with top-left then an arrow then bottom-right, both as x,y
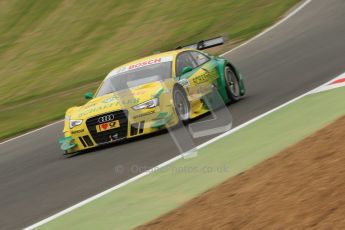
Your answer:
24,0 -> 316,229
24,155 -> 182,230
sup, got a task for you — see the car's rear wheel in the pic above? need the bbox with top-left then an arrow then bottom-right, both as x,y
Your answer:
224,66 -> 240,102
173,87 -> 190,122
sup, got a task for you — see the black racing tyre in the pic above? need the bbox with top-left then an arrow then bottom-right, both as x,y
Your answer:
224,66 -> 240,102
173,86 -> 190,122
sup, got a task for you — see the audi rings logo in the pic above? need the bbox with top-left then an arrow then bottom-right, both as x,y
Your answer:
98,114 -> 115,123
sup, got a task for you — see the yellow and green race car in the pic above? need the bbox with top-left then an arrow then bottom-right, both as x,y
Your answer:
59,37 -> 245,156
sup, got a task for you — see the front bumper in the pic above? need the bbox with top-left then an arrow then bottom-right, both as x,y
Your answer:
60,108 -> 178,154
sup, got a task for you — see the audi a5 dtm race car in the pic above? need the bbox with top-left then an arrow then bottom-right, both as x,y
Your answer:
59,37 -> 245,156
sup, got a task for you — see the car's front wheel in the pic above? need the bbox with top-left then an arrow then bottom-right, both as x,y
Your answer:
173,87 -> 190,122
224,66 -> 240,102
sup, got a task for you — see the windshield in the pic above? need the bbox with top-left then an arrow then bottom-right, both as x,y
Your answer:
96,62 -> 172,97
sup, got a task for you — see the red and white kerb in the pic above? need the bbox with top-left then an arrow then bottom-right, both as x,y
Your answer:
310,73 -> 345,94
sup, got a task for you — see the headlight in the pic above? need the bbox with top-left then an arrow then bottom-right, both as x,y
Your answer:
132,98 -> 159,110
69,119 -> 83,129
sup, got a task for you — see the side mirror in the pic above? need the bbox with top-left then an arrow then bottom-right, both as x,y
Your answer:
84,92 -> 94,100
181,66 -> 193,76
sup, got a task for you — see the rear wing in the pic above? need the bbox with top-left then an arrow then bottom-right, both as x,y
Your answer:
176,36 -> 226,50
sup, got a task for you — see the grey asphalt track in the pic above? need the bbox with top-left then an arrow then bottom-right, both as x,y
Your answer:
1,0 -> 345,229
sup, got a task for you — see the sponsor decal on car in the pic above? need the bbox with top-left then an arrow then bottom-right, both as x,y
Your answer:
107,56 -> 173,78
128,58 -> 163,70
71,129 -> 84,134
102,96 -> 139,104
102,95 -> 120,103
78,98 -> 140,117
192,69 -> 217,84
96,120 -> 120,133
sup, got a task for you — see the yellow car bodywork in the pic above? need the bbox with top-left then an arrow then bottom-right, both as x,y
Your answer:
60,48 -> 245,155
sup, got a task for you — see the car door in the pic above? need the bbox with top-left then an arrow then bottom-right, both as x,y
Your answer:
176,51 -> 217,99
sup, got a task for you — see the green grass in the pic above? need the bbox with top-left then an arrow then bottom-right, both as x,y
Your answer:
0,0 -> 300,140
37,87 -> 345,230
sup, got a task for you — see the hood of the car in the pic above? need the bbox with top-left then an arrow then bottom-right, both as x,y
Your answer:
68,81 -> 165,119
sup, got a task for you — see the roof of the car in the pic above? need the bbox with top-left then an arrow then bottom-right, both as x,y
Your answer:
110,48 -> 193,72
